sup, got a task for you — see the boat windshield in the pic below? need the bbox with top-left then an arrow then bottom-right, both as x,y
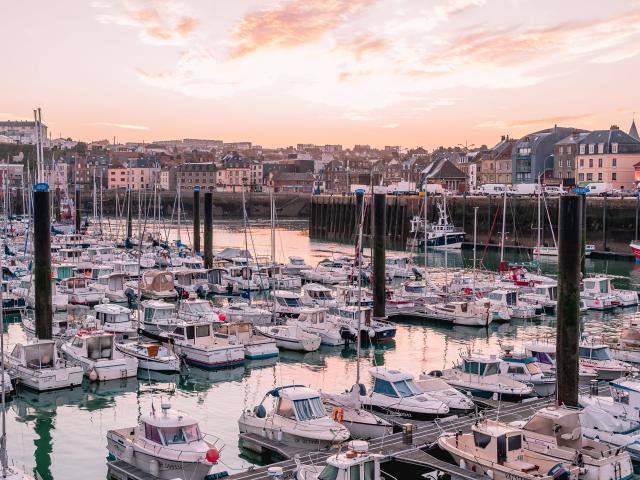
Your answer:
106,313 -> 129,324
186,302 -> 212,313
310,290 -> 332,299
145,307 -> 174,321
531,351 -> 554,365
405,285 -> 425,294
293,397 -> 326,421
277,297 -> 302,307
393,380 -> 421,398
159,424 -> 202,445
317,465 -> 339,480
579,346 -> 611,360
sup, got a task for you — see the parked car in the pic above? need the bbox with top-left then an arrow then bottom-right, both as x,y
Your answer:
543,186 -> 565,196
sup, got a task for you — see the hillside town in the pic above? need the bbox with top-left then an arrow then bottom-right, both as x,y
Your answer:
1,118 -> 639,195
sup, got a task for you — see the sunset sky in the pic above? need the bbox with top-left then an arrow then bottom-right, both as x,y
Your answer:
2,0 -> 640,149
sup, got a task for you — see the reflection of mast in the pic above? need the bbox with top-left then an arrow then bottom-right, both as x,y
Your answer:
33,412 -> 55,480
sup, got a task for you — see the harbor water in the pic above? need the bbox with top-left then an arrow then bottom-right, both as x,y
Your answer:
3,219 -> 640,480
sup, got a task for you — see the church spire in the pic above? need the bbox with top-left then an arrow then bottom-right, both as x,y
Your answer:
630,114 -> 639,141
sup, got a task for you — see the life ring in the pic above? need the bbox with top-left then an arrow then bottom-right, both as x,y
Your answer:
332,406 -> 344,423
464,287 -> 471,295
528,280 -> 535,287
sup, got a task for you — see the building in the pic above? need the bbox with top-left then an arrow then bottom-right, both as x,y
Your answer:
183,138 -> 223,150
478,137 -> 515,185
420,159 -> 466,191
42,163 -> 70,194
512,126 -> 586,183
223,142 -> 252,151
270,172 -> 315,192
159,169 -> 171,190
0,120 -> 47,145
553,132 -> 589,185
107,163 -> 161,190
575,126 -> 640,189
0,164 -> 24,189
630,119 -> 639,141
174,162 -> 217,190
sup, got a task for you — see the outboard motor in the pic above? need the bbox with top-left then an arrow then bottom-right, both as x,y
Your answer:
124,288 -> 136,307
340,326 -> 358,343
196,285 -> 207,299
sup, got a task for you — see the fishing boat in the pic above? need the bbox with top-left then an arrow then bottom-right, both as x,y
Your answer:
21,310 -> 73,341
93,302 -> 137,341
290,307 -> 356,346
294,440 -> 385,480
238,385 -> 350,449
115,341 -> 180,373
438,418 -> 579,480
411,198 -> 466,250
107,402 -> 228,480
432,353 -> 534,402
516,406 -> 633,480
255,324 -> 321,352
301,283 -> 337,308
216,321 -> 279,359
60,329 -> 138,381
582,275 -> 638,307
4,339 -> 83,391
357,367 -> 449,420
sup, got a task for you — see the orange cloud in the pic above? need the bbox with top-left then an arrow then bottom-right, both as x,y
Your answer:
338,35 -> 389,61
476,114 -> 593,130
229,0 -> 375,59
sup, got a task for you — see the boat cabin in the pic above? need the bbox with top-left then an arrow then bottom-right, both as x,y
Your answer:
579,344 -> 613,361
207,268 -> 229,284
142,300 -> 177,325
386,256 -> 410,269
462,354 -> 501,377
141,270 -> 175,293
521,407 -> 582,450
94,303 -> 132,326
181,257 -> 205,270
93,273 -> 128,291
58,248 -> 83,262
500,354 -> 543,376
297,308 -> 329,325
525,343 -> 556,368
312,441 -> 382,480
60,276 -> 90,292
178,299 -> 220,322
609,379 -> 640,408
9,340 -> 59,369
76,265 -> 114,280
140,405 -> 204,447
273,291 -> 303,309
582,277 -> 611,295
269,386 -> 328,422
228,265 -> 254,280
468,420 -> 525,466
51,264 -> 76,281
303,283 -> 335,302
369,367 -> 421,399
169,321 -> 215,345
112,260 -> 140,277
288,256 -> 308,267
70,330 -> 116,361
86,246 -> 114,261
333,306 -> 372,324
403,281 -> 427,295
487,289 -> 519,306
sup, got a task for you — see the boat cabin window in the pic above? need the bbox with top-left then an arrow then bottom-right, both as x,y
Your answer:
186,302 -> 212,313
159,424 -> 201,445
277,297 -> 302,307
463,360 -> 479,375
405,285 -> 425,294
373,378 -> 397,397
579,346 -> 611,360
393,380 -> 420,398
363,461 -> 375,480
144,423 -> 163,444
72,337 -> 84,348
145,307 -> 173,321
488,292 -> 503,302
508,434 -> 522,451
196,325 -> 210,338
21,343 -> 55,369
317,465 -> 339,480
174,327 -> 185,337
505,292 -> 517,305
86,335 -> 113,360
507,365 -> 525,375
349,465 -> 360,480
530,350 -> 554,365
473,431 -> 492,449
612,387 -> 630,405
293,396 -> 326,421
276,397 -> 296,419
465,360 -> 499,376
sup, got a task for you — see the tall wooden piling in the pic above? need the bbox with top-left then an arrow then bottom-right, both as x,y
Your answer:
193,186 -> 201,253
74,186 -> 81,233
33,183 -> 53,340
372,189 -> 386,319
54,187 -> 61,222
556,195 -> 582,408
126,189 -> 133,242
581,195 -> 587,276
204,191 -> 213,268
602,194 -> 608,251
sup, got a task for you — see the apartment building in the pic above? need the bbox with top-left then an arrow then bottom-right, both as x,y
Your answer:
175,162 -> 217,190
108,164 -> 161,190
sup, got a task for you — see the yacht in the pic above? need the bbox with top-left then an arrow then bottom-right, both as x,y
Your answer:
301,283 -> 337,308
4,339 -> 83,391
107,402 -> 228,479
60,329 -> 138,381
115,341 -> 181,373
238,385 -> 350,449
216,321 -> 279,359
582,275 -> 637,308
294,441 -> 385,480
283,255 -> 312,275
486,289 -> 540,319
273,290 -> 304,318
94,302 -> 137,341
358,367 -> 449,420
59,276 -> 105,305
290,307 -> 356,346
415,373 -> 476,414
438,418 -> 579,480
329,306 -> 396,342
517,406 -> 633,480
432,353 -> 534,402
255,324 -> 322,352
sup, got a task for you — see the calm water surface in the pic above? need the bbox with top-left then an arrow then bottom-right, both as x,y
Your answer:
3,220 -> 640,479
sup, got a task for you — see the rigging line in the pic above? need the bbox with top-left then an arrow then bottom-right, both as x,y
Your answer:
479,201 -> 502,269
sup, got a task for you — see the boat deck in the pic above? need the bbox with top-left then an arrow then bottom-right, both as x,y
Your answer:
227,387 -> 589,479
107,460 -> 160,480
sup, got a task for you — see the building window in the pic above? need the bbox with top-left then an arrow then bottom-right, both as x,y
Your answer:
598,143 -> 604,154
598,158 -> 603,167
612,158 -> 617,167
598,173 -> 603,181
558,160 -> 563,168
612,143 -> 618,154
580,144 -> 585,154
579,173 -> 585,181
612,172 -> 617,181
567,159 -> 572,168
589,144 -> 594,154
587,173 -> 593,181
579,158 -> 584,167
559,146 -> 563,154
589,159 -> 593,168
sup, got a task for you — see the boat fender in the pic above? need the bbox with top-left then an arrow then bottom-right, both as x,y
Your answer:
88,368 -> 99,382
428,370 -> 443,377
123,446 -> 134,463
276,430 -> 283,442
368,328 -> 375,338
486,469 -> 493,479
149,459 -> 159,477
253,405 -> 267,418
459,459 -> 466,470
332,406 -> 344,423
205,448 -> 220,463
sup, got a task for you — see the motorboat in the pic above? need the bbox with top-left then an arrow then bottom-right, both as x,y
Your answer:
94,302 -> 137,341
438,418 -> 579,480
486,288 -> 540,319
385,255 -> 413,278
283,255 -> 312,275
499,350 -> 556,397
432,353 -> 534,402
4,339 -> 83,391
60,329 -> 138,381
216,321 -> 279,359
206,267 -> 237,295
583,275 -> 637,307
1,280 -> 26,313
59,276 -> 105,305
215,302 -> 273,326
300,260 -> 350,285
137,270 -> 178,301
255,324 -> 321,352
172,269 -> 210,298
291,307 -> 356,346
580,277 -> 619,310
578,342 -> 636,380
115,341 -> 180,373
177,298 -> 222,324
13,275 -> 68,311
259,265 -> 301,290
516,406 -> 633,480
294,440 -> 385,480
358,367 -> 449,420
328,306 -> 396,342
238,385 -> 350,449
223,263 -> 269,291
415,373 -> 476,414
89,272 -> 130,303
319,387 -> 393,439
525,341 -> 598,380
426,300 -> 492,327
111,259 -> 141,279
272,290 -> 304,318
21,310 -> 73,341
301,283 -> 337,308
333,284 -> 374,308
605,318 -> 640,363
519,282 -> 557,315
107,402 -> 227,480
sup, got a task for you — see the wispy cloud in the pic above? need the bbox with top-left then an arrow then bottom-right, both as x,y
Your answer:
95,0 -> 198,45
94,121 -> 150,130
381,123 -> 399,129
229,0 -> 376,59
475,114 -> 593,130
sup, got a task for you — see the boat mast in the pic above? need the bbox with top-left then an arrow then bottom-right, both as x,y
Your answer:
536,174 -> 541,263
176,178 -> 181,243
355,193 -> 365,386
443,193 -> 448,289
0,188 -> 7,477
500,188 -> 507,266
270,191 -> 275,265
423,193 -> 428,271
241,183 -> 251,307
473,206 -> 478,279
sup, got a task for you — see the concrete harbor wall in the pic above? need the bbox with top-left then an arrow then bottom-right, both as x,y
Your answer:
309,194 -> 640,257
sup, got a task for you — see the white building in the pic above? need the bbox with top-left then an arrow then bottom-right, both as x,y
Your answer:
159,170 -> 171,190
0,121 -> 48,145
42,163 -> 70,194
107,166 -> 160,190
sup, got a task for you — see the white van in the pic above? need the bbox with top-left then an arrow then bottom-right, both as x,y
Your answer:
423,184 -> 444,195
585,183 -> 614,196
509,183 -> 540,196
480,184 -> 508,196
543,186 -> 565,196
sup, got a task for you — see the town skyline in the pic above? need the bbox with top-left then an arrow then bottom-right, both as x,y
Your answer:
3,0 -> 640,148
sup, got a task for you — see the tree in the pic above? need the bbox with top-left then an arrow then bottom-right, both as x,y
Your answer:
75,142 -> 87,155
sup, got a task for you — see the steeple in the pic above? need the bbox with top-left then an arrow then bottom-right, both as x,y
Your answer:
630,114 -> 639,141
